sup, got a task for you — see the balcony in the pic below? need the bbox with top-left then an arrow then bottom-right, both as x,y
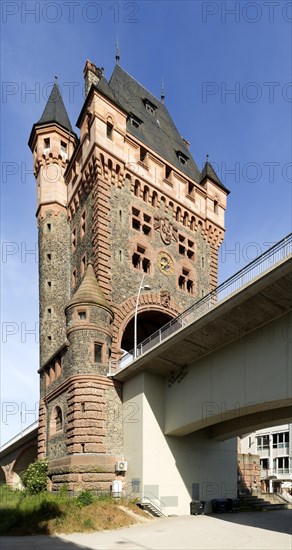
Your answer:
260,468 -> 292,481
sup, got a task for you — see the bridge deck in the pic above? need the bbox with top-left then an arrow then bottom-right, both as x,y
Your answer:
115,256 -> 292,381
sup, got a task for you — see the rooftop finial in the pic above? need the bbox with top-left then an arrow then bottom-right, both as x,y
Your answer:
115,36 -> 120,65
206,153 -> 209,163
161,78 -> 165,103
54,75 -> 58,82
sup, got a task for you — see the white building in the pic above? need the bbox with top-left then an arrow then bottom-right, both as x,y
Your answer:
240,424 -> 292,494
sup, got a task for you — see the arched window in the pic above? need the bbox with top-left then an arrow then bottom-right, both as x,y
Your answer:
152,191 -> 158,207
183,212 -> 189,227
134,180 -> 140,197
176,207 -> 181,222
143,185 -> 149,203
50,406 -> 63,435
190,216 -> 196,230
55,407 -> 63,431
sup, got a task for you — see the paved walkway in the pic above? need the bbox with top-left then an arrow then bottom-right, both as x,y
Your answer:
1,510 -> 291,549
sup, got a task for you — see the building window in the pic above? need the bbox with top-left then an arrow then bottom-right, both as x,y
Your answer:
134,180 -> 140,197
131,208 -> 152,236
214,200 -> 219,214
188,181 -> 195,198
165,165 -> 172,181
273,432 -> 289,449
94,343 -> 103,363
177,151 -> 188,165
132,245 -> 151,274
44,138 -> 50,151
60,141 -> 67,155
72,228 -> 76,252
78,311 -> 86,320
47,223 -> 51,231
178,235 -> 195,260
256,435 -> 269,450
144,98 -> 157,115
106,121 -> 113,140
81,211 -> 86,238
178,268 -> 194,294
152,191 -> 158,207
277,457 -> 289,473
140,146 -> 147,163
175,207 -> 181,222
72,269 -> 77,287
183,212 -> 189,227
55,407 -> 63,432
129,114 -> 142,129
143,186 -> 149,203
81,254 -> 87,276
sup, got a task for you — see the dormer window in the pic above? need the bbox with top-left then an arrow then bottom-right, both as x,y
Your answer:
177,151 -> 188,166
129,114 -> 142,129
144,98 -> 157,115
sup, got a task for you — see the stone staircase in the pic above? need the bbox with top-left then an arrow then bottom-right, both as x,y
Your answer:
239,494 -> 288,511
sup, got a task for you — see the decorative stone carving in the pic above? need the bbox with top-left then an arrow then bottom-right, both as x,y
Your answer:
160,290 -> 171,308
154,215 -> 178,244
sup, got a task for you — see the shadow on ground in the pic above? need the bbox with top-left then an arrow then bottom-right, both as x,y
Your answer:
209,509 -> 292,536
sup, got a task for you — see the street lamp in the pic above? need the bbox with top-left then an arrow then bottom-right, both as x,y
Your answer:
134,273 -> 151,359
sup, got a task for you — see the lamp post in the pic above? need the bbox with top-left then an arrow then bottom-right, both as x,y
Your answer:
134,273 -> 151,359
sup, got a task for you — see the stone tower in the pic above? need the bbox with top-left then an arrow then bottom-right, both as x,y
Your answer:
29,60 -> 229,492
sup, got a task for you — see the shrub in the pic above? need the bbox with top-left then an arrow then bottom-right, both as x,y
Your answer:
76,490 -> 94,507
20,458 -> 48,495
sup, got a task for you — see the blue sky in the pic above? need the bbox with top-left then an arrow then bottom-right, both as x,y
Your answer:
1,1 -> 291,444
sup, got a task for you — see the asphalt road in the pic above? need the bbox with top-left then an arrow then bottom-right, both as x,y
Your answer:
1,510 -> 291,550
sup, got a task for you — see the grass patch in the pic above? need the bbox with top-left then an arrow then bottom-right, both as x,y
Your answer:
0,486 -> 143,536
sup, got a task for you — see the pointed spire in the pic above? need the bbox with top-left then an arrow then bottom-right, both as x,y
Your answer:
161,78 -> 165,103
37,82 -> 73,133
66,261 -> 113,313
201,156 -> 223,187
115,36 -> 120,65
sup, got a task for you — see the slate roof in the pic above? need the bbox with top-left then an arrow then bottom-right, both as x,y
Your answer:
36,83 -> 73,133
200,161 -> 229,193
66,262 -> 113,312
106,65 -> 202,182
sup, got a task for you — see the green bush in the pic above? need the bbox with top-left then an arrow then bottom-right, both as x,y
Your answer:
76,490 -> 94,507
20,458 -> 48,495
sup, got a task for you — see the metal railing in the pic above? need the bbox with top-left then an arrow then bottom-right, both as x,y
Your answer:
109,233 -> 292,374
139,495 -> 166,516
261,468 -> 292,477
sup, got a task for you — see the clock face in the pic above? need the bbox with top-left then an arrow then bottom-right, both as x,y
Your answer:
157,252 -> 174,275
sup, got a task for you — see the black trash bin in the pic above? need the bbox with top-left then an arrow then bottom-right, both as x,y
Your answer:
190,500 -> 205,515
227,498 -> 240,512
211,499 -> 228,513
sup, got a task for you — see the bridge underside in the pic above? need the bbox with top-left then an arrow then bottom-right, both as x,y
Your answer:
118,258 -> 292,514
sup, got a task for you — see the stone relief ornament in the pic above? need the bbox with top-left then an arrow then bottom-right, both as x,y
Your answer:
154,215 -> 178,244
160,290 -> 171,308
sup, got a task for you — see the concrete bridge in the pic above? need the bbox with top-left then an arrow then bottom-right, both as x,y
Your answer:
0,422 -> 38,487
114,235 -> 292,514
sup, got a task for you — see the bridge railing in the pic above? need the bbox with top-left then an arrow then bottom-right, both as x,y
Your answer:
109,233 -> 292,374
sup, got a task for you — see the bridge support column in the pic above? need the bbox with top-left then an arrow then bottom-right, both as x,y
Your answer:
123,372 -> 237,515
